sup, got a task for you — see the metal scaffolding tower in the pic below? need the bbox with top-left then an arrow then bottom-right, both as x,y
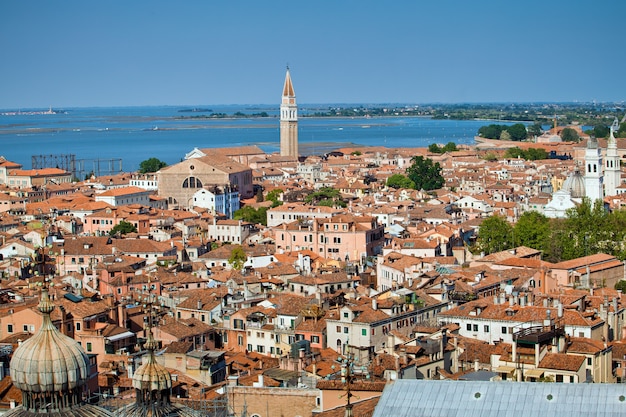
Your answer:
31,154 -> 123,179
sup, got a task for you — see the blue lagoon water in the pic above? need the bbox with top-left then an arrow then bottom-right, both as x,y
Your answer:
0,105 -> 498,174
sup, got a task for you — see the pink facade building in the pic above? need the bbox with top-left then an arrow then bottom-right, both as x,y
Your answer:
274,213 -> 385,261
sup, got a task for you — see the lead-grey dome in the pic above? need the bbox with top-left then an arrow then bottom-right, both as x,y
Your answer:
562,168 -> 585,199
6,287 -> 113,417
115,310 -> 198,417
10,290 -> 89,393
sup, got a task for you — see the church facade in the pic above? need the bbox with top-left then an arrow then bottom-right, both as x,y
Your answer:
157,155 -> 253,209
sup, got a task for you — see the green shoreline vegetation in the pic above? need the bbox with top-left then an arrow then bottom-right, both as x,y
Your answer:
175,103 -> 625,137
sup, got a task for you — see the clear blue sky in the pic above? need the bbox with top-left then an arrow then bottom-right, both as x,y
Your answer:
1,1 -> 624,108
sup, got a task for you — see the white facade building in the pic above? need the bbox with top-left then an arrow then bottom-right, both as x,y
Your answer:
95,186 -> 152,207
191,188 -> 240,218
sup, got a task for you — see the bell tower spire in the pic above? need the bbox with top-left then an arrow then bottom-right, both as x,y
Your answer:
280,66 -> 298,159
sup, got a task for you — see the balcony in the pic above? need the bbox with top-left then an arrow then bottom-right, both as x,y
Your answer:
513,320 -> 565,344
246,321 -> 264,329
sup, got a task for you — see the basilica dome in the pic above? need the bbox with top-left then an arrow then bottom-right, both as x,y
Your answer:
131,346 -> 172,392
5,287 -> 113,417
562,168 -> 585,199
115,317 -> 198,417
10,291 -> 89,393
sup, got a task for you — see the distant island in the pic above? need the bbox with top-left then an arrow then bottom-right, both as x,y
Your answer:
176,111 -> 269,120
178,108 -> 213,113
174,102 -> 624,127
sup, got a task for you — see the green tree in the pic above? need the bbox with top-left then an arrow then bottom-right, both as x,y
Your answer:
527,123 -> 543,137
504,147 -> 547,161
109,220 -> 137,236
428,143 -> 443,154
542,219 -> 568,263
586,124 -> 609,139
234,206 -> 268,226
560,127 -> 580,142
478,124 -> 506,139
506,123 -> 528,141
228,246 -> 247,271
266,189 -> 283,208
603,209 -> 626,260
504,147 -> 525,159
442,142 -> 458,152
483,152 -> 498,162
405,156 -> 444,191
139,157 -> 167,173
474,215 -> 513,255
386,174 -> 415,189
615,280 -> 626,292
304,187 -> 346,207
499,130 -> 511,141
513,211 -> 550,250
562,197 -> 607,260
525,148 -> 549,160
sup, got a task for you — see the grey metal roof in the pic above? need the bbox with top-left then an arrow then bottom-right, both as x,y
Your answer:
372,380 -> 626,417
457,370 -> 498,381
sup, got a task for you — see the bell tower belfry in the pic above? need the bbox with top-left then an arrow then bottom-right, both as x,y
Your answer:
604,118 -> 621,197
280,66 -> 298,159
584,135 -> 604,202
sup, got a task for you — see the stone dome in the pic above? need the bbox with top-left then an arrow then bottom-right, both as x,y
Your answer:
10,289 -> 89,393
115,317 -> 200,417
562,168 -> 585,199
5,287 -> 113,417
132,354 -> 172,392
132,325 -> 171,392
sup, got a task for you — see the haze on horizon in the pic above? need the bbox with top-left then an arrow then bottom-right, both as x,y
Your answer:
1,1 -> 624,109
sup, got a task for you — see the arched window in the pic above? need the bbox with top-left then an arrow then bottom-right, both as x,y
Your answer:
183,176 -> 203,188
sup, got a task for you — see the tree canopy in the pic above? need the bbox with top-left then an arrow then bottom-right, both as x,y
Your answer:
139,157 -> 167,173
585,124 -> 609,139
527,123 -> 543,137
228,246 -> 247,271
386,174 -> 415,189
428,142 -> 458,154
504,147 -> 548,161
473,215 -> 513,255
233,206 -> 268,226
109,220 -> 137,236
266,189 -> 283,208
478,124 -> 507,139
304,187 -> 346,208
507,123 -> 528,141
405,156 -> 444,191
513,211 -> 551,251
473,198 -> 626,263
560,127 -> 580,142
477,123 -> 527,141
